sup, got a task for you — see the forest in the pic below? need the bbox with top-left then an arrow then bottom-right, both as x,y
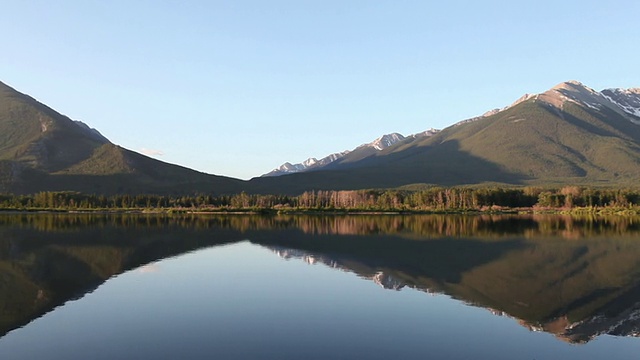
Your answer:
1,186 -> 640,213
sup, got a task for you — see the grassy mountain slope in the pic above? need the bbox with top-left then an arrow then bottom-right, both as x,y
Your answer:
0,81 -> 245,195
11,146 -> 247,195
0,81 -> 108,172
407,99 -> 640,182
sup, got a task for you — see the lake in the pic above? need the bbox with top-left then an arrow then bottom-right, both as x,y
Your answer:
0,214 -> 640,359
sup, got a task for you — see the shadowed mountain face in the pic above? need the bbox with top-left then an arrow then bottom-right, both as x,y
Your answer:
2,214 -> 640,344
0,81 -> 244,195
249,139 -> 527,193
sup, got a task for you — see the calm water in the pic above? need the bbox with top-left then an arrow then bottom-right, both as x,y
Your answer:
1,214 -> 640,359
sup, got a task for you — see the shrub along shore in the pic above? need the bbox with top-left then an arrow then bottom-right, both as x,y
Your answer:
1,186 -> 640,215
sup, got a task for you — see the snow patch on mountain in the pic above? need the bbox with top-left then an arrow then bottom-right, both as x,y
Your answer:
302,158 -> 318,167
601,88 -> 640,122
546,82 -> 640,125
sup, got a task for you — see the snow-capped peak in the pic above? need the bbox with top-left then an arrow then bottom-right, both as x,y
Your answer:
302,158 -> 318,167
276,162 -> 302,172
262,132 -> 410,177
262,150 -> 351,177
606,87 -> 640,95
368,133 -> 406,151
478,80 -> 640,125
542,82 -> 640,123
458,80 -> 640,127
539,80 -> 604,109
273,158 -> 319,173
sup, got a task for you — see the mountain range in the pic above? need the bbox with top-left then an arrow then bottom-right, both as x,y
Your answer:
262,130 -> 439,177
250,80 -> 640,193
1,79 -> 639,195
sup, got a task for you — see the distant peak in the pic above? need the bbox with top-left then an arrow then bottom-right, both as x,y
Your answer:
510,93 -> 537,107
369,133 -> 406,151
411,128 -> 439,138
558,79 -> 583,86
374,132 -> 403,141
565,80 -> 584,86
551,80 -> 593,92
602,87 -> 640,95
302,157 -> 318,167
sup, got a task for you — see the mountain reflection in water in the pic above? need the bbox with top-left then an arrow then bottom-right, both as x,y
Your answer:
1,213 -> 640,344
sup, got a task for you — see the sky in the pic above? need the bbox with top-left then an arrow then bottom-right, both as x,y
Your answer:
1,1 -> 639,179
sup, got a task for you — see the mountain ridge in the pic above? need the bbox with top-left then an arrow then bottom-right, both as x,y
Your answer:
262,130 -> 439,177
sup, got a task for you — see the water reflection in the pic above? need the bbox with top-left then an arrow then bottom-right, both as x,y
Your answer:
1,213 -> 640,344
265,241 -> 640,343
0,214 -> 246,336
2,213 -> 640,238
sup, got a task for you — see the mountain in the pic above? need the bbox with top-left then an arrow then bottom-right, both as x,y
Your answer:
423,80 -> 640,184
262,130 -> 438,177
0,80 -> 244,195
250,81 -> 640,193
262,151 -> 349,177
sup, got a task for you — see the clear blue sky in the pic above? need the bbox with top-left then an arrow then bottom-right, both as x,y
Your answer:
2,1 -> 639,179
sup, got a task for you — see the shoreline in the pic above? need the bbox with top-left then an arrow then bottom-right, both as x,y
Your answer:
0,207 -> 638,216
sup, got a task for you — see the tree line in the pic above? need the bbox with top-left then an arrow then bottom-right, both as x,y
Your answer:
1,186 -> 640,212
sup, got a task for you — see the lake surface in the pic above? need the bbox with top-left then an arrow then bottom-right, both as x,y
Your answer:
1,214 -> 640,359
